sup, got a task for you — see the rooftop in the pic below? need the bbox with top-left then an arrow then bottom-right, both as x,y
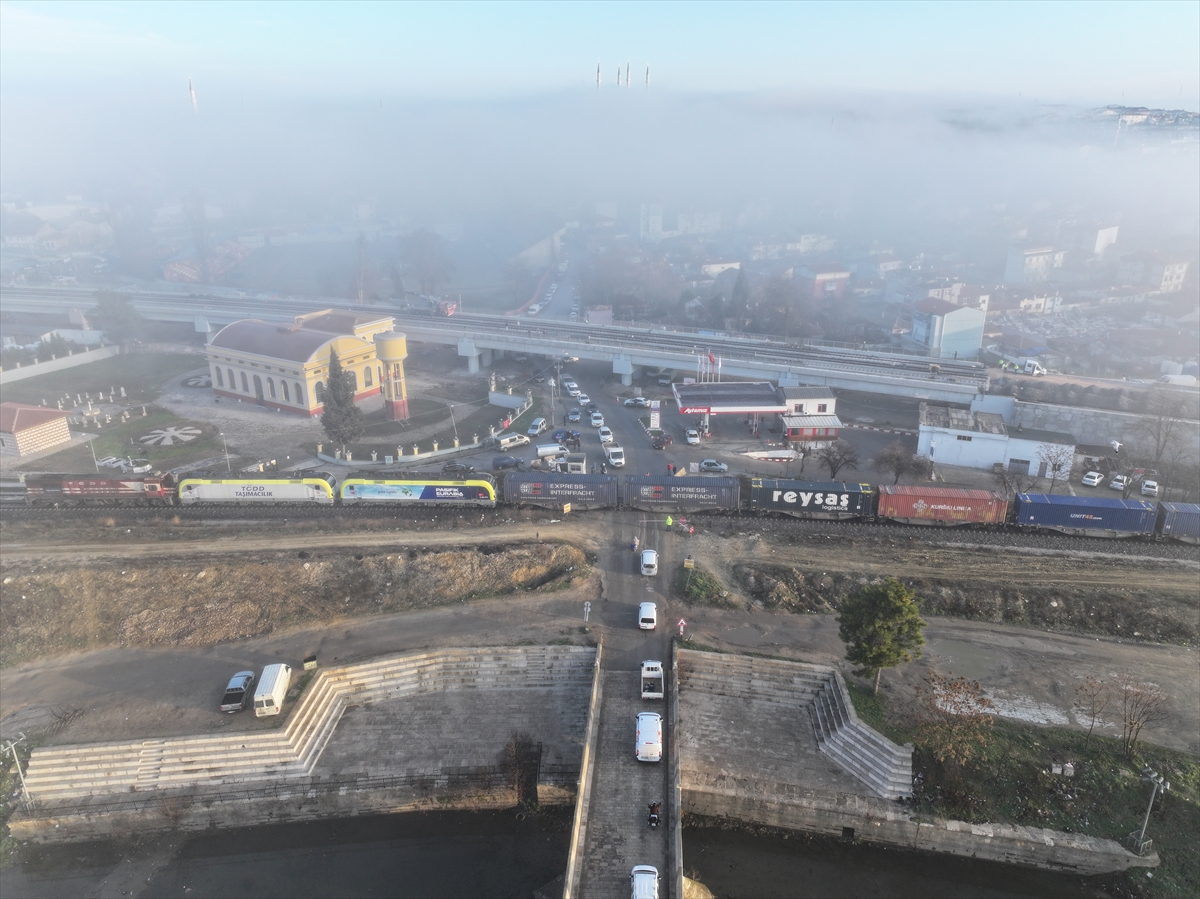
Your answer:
914,298 -> 967,316
779,386 -> 835,400
209,320 -> 360,363
0,402 -> 70,433
919,403 -> 1007,435
673,380 -> 786,413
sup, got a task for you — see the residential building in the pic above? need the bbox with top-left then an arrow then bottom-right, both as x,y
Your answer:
910,299 -> 985,359
0,402 -> 72,457
796,264 -> 850,301
1004,245 -> 1066,283
1118,251 -> 1190,293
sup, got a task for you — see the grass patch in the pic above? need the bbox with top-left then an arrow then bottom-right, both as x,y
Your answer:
864,686 -> 1198,899
672,563 -> 736,608
0,353 -> 203,407
25,406 -> 225,472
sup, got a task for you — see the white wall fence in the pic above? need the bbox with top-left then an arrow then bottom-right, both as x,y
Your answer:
0,345 -> 122,384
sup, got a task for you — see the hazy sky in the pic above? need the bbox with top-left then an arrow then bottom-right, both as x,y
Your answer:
2,0 -> 1197,107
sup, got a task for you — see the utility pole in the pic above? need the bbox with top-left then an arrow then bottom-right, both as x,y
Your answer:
1,733 -> 29,803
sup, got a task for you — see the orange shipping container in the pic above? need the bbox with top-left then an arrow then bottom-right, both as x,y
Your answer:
876,485 -> 1008,525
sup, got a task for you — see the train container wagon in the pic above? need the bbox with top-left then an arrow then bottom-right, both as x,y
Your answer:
622,476 -> 740,512
341,478 -> 496,506
876,485 -> 1008,526
502,472 -> 618,510
24,473 -> 176,504
1013,493 -> 1157,538
1,476 -> 29,504
749,479 -> 873,520
178,474 -> 336,505
1155,502 -> 1200,544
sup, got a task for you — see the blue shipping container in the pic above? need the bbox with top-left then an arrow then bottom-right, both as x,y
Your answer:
503,472 -> 619,508
1158,502 -> 1200,544
750,479 -> 872,518
622,476 -> 740,511
1014,493 -> 1156,537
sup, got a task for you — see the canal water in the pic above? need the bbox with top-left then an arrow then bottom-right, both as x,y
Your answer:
1,809 -> 1122,898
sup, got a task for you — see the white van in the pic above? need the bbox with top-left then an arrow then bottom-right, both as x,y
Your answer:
635,712 -> 663,762
254,663 -> 292,717
640,549 -> 659,576
536,443 -> 570,459
497,433 -> 531,451
605,444 -> 625,467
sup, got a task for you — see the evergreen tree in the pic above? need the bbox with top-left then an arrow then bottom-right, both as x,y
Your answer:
837,578 -> 926,695
320,349 -> 365,453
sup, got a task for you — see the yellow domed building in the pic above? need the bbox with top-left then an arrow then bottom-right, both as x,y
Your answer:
205,308 -> 410,419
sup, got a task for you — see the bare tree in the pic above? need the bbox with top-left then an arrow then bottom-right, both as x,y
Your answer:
816,439 -> 860,480
1133,387 -> 1188,466
875,440 -> 917,485
1074,675 -> 1111,747
916,673 -> 995,771
1036,443 -> 1075,495
991,464 -> 1038,497
1116,672 -> 1169,758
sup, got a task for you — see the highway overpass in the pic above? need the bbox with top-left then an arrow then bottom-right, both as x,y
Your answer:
1,285 -> 988,402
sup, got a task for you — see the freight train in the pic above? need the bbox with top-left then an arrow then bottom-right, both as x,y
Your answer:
2,471 -> 1197,544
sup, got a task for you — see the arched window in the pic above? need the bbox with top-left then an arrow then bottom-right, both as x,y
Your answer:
240,371 -> 249,393
315,381 -> 325,403
267,378 -> 276,399
363,366 -> 372,388
215,367 -> 224,387
346,370 -> 357,391
295,382 -> 305,405
227,368 -> 235,389
282,380 -> 290,402
252,374 -> 264,403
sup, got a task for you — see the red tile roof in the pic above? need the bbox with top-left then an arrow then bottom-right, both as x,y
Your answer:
0,402 -> 70,433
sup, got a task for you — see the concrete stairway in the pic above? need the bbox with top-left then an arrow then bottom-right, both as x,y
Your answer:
677,650 -> 912,800
22,646 -> 595,803
807,675 -> 913,800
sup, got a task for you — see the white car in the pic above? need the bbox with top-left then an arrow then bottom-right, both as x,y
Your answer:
566,383 -> 581,397
1141,480 -> 1160,497
623,396 -> 648,407
590,412 -> 605,428
635,712 -> 663,763
631,866 -> 660,899
638,600 -> 657,629
640,549 -> 659,576
598,426 -> 614,444
1081,471 -> 1104,487
577,393 -> 591,405
1109,475 -> 1132,491
685,429 -> 700,445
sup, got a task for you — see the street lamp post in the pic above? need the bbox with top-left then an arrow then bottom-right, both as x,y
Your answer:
220,432 -> 230,471
929,440 -> 937,481
1129,768 -> 1170,856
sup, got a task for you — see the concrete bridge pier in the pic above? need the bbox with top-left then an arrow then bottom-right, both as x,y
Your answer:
613,355 -> 634,387
457,337 -> 481,374
480,348 -> 493,367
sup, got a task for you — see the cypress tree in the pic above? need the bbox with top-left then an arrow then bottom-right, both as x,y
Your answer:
320,349 -> 365,453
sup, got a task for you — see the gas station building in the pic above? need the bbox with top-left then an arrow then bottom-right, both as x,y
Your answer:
671,382 -> 842,442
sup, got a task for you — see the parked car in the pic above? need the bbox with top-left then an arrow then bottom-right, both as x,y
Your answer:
441,461 -> 475,475
623,397 -> 648,407
598,426 -> 614,444
591,412 -> 605,428
651,434 -> 672,449
1141,480 -> 1160,497
527,417 -> 548,437
219,670 -> 256,713
698,459 -> 728,473
1081,471 -> 1104,487
568,408 -> 582,422
492,455 -> 521,471
685,429 -> 700,445
1109,475 -> 1132,491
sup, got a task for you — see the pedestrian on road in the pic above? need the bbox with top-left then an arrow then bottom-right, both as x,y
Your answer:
668,463 -> 674,475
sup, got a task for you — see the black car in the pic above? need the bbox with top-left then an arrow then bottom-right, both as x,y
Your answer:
651,434 -> 673,450
492,456 -> 521,471
586,402 -> 599,414
441,461 -> 475,475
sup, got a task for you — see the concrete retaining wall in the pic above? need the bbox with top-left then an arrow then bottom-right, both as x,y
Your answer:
562,641 -> 604,899
1012,399 -> 1200,459
683,774 -> 1156,876
0,345 -> 121,384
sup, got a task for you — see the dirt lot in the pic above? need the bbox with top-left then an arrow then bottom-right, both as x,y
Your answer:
1,512 -> 1197,755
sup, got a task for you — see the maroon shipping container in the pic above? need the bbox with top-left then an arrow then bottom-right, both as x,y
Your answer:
876,485 -> 1008,526
26,474 -> 175,504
